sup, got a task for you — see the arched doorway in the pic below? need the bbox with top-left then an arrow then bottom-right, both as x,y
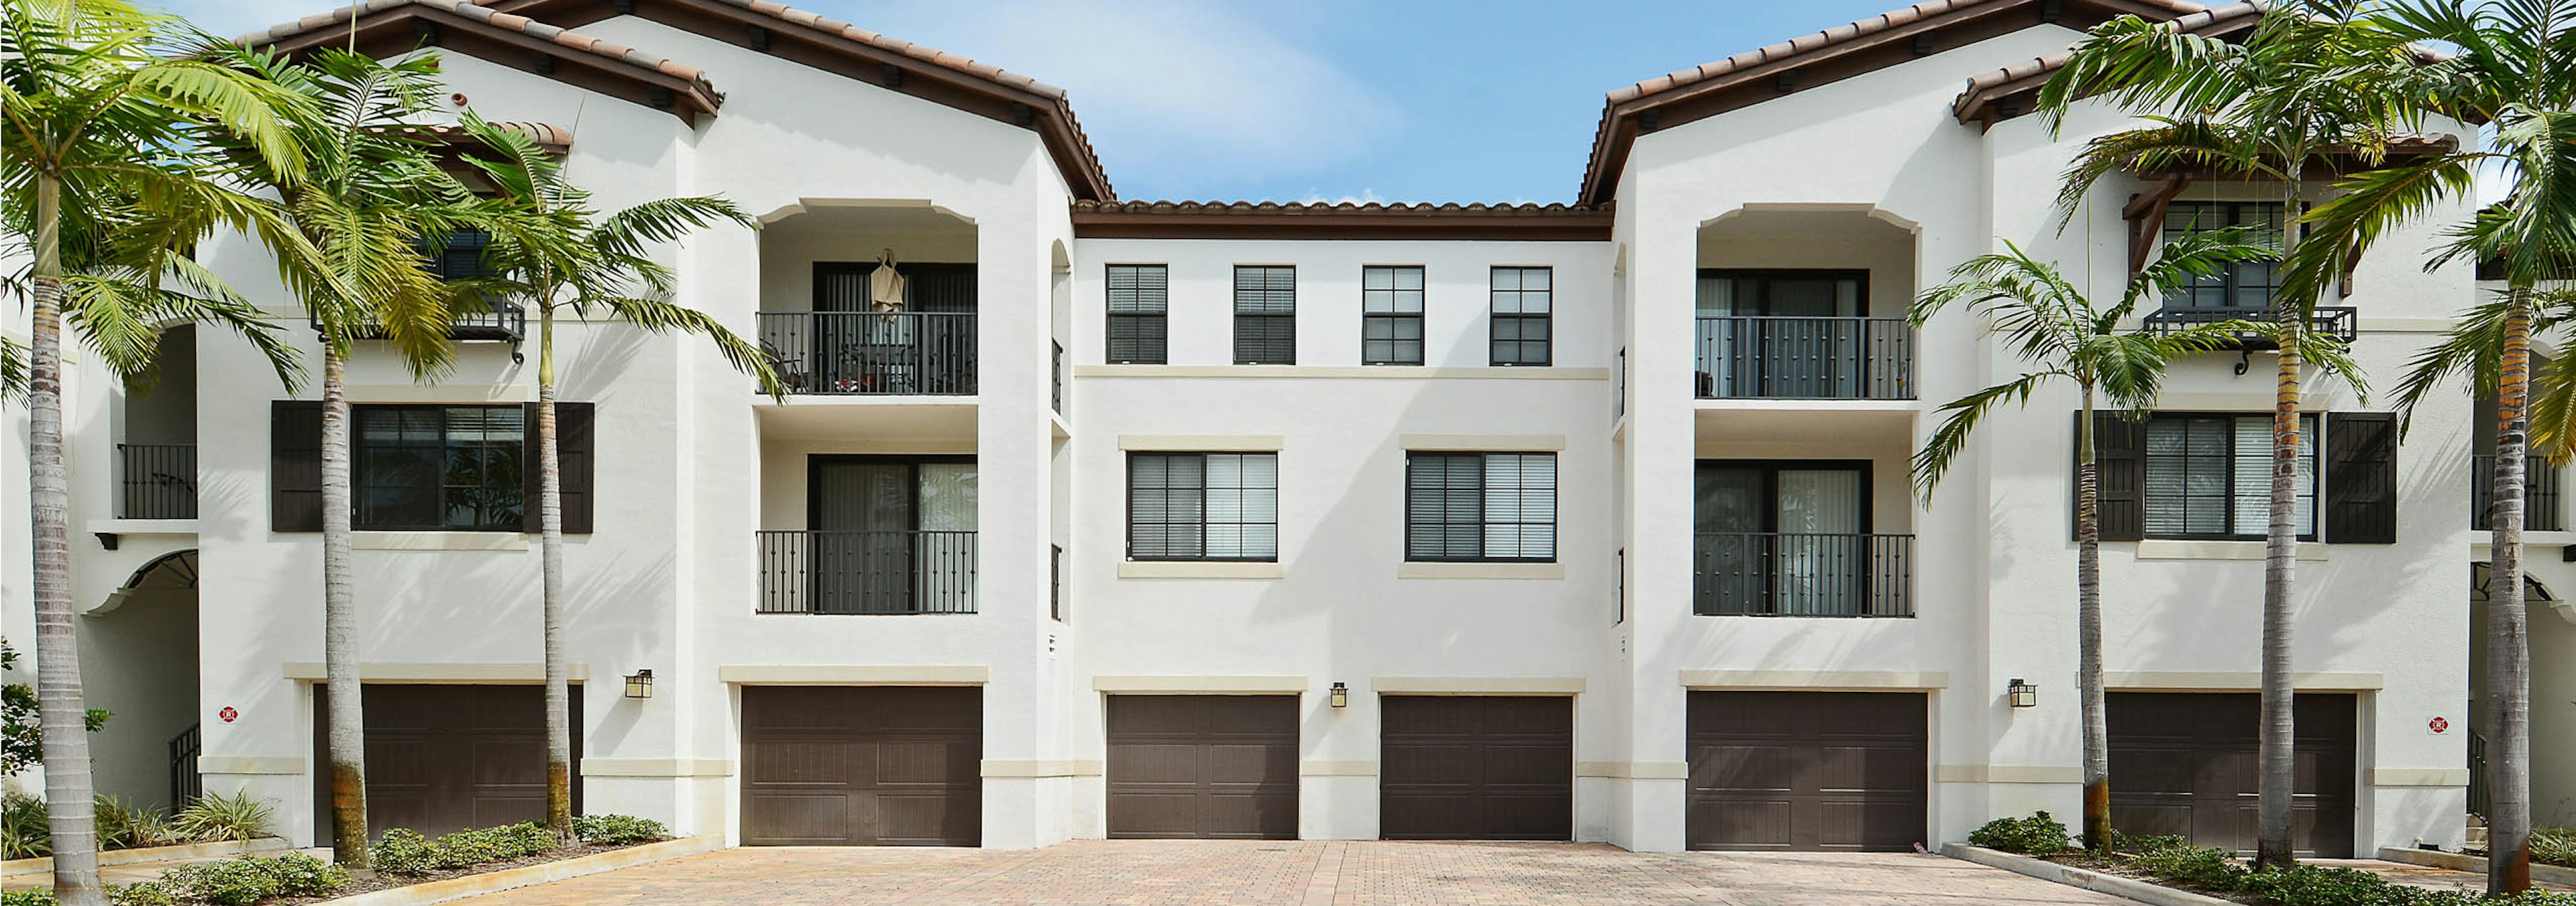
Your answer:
82,548 -> 201,811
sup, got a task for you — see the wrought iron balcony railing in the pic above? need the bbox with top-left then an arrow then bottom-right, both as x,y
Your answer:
1693,317 -> 1914,400
756,530 -> 977,614
757,311 -> 977,396
1693,532 -> 1914,617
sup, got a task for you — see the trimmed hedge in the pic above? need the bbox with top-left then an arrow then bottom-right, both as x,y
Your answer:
372,822 -> 557,876
572,814 -> 667,846
1968,811 -> 2072,855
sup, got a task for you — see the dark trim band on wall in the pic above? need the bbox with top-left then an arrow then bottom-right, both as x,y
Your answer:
1072,201 -> 1614,242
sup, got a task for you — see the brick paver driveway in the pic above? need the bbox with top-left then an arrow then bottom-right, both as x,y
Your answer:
441,840 -> 2141,905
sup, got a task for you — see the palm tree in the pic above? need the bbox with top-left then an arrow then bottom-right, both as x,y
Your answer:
211,46 -> 478,868
2,3 -> 312,901
2322,2 -> 2576,891
2034,1 -> 2427,868
457,113 -> 783,838
1909,231 -> 2290,854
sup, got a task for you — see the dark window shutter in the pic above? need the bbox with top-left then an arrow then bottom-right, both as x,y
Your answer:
522,401 -> 596,535
2324,411 -> 2397,544
271,401 -> 325,532
2079,411 -> 2147,542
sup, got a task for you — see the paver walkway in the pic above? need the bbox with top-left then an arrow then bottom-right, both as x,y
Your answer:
438,840 -> 2144,905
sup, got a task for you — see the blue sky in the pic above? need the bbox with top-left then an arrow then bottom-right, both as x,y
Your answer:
163,0 -> 1908,203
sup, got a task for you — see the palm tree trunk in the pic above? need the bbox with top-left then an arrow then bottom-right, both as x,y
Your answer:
321,346 -> 370,868
2486,288 -> 2534,895
2077,387 -> 2111,853
30,171 -> 109,906
2254,185 -> 2304,872
537,307 -> 571,840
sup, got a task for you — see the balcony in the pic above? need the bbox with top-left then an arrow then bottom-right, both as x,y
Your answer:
755,530 -> 977,614
1692,532 -> 1913,617
2472,454 -> 2565,532
757,312 -> 977,396
1694,317 -> 1914,400
2141,305 -> 2358,346
115,444 -> 196,520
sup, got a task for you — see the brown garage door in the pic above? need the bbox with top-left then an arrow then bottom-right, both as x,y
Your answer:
2109,692 -> 2355,858
311,685 -> 578,839
1379,696 -> 1571,840
1686,691 -> 1925,851
740,686 -> 981,846
1106,695 -> 1297,839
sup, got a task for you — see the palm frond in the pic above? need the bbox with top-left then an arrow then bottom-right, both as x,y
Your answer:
1915,372 -> 2062,503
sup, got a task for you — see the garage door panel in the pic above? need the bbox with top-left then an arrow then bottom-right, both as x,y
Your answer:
313,685 -> 578,840
741,687 -> 980,847
1687,692 -> 1925,852
1203,744 -> 1293,785
1106,696 -> 1298,840
2108,693 -> 2353,858
1380,696 -> 1572,841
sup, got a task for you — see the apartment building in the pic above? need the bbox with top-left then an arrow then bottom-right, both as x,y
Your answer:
17,0 -> 2500,856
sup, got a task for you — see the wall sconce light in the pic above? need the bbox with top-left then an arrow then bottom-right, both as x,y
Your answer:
1328,683 -> 1348,709
2007,678 -> 2038,709
624,669 -> 653,700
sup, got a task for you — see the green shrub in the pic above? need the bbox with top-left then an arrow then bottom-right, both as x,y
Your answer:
1,793 -> 48,859
0,889 -> 56,906
170,790 -> 274,844
155,852 -> 347,906
571,814 -> 667,846
1968,811 -> 2072,855
106,882 -> 176,906
2121,838 -> 2247,891
2534,827 -> 2576,868
372,821 -> 559,876
2237,864 -> 2404,906
92,796 -> 174,851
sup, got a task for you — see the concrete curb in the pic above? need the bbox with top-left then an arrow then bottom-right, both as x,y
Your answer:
1,837 -> 292,877
2376,846 -> 2576,888
1943,844 -> 2234,906
315,835 -> 723,906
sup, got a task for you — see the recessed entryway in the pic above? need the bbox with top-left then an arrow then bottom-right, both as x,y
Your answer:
1104,695 -> 1297,839
2108,692 -> 2356,858
1378,695 -> 1572,840
1684,691 -> 1927,851
738,685 -> 981,846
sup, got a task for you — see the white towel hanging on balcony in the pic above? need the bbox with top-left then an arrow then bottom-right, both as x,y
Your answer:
871,248 -> 907,313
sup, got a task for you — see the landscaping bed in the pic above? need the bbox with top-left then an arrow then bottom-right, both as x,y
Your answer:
1969,811 -> 2576,906
0,815 -> 673,906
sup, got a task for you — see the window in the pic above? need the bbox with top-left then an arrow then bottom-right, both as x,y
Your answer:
1106,264 -> 1168,364
419,229 -> 500,282
1128,452 -> 1279,560
2160,201 -> 2284,310
1050,543 -> 1065,621
2143,413 -> 2317,540
1491,267 -> 1552,366
1234,266 -> 1296,364
354,405 -> 525,531
1362,266 -> 1424,365
1406,452 -> 1557,562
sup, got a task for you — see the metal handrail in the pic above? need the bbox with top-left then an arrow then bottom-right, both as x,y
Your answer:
2473,454 -> 2565,532
1692,532 -> 1915,617
116,444 -> 196,520
756,311 -> 978,396
756,530 -> 977,614
2141,305 -> 2359,344
1693,316 -> 1914,400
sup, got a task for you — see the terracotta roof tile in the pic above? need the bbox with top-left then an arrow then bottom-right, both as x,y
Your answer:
235,0 -> 721,108
1952,1 -> 2257,122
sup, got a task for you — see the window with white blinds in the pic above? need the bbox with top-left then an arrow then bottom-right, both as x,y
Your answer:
1363,266 -> 1424,365
1234,266 -> 1296,364
1406,452 -> 1558,562
1491,266 -> 1552,366
2143,413 -> 2316,539
1128,452 -> 1279,560
1106,264 -> 1168,364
